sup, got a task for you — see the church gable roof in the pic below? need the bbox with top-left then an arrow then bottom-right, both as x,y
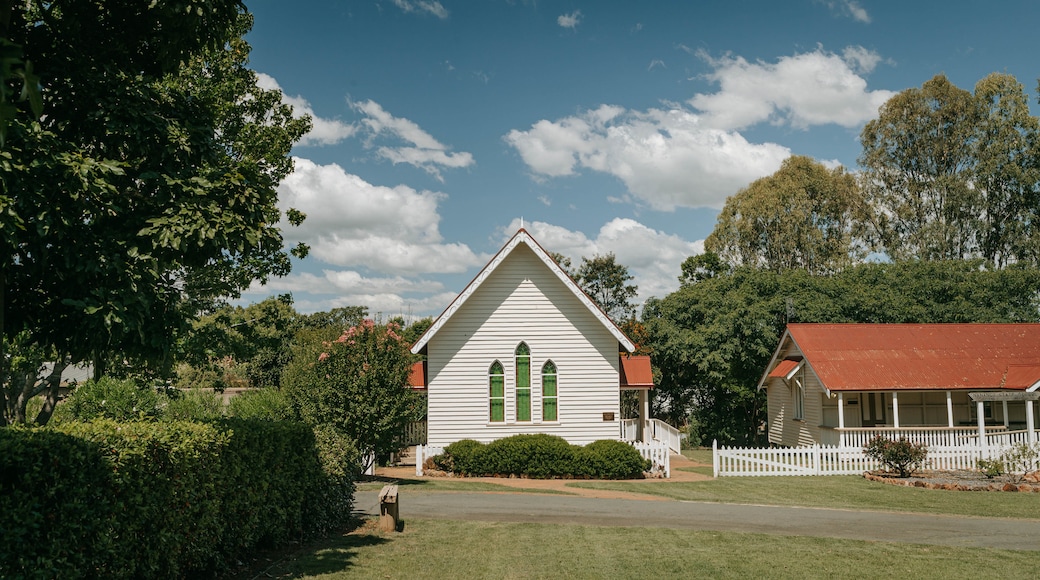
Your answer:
411,228 -> 636,354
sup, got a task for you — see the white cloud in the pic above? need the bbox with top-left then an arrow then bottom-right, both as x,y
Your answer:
820,1 -> 870,23
242,269 -> 454,317
505,104 -> 790,210
277,157 -> 484,275
690,46 -> 895,130
505,218 -> 704,306
506,46 -> 894,209
255,73 -> 356,146
558,10 -> 582,29
392,0 -> 448,19
353,100 -> 475,180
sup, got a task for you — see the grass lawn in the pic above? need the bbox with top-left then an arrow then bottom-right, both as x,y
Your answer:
241,518 -> 1040,579
567,474 -> 1040,519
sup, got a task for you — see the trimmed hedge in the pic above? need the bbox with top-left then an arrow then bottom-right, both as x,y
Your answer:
0,418 -> 354,579
433,434 -> 650,479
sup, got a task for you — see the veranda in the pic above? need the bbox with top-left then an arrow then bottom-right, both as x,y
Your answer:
716,391 -> 1040,477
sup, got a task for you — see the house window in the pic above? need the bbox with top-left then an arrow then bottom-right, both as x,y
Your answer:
542,360 -> 557,421
515,342 -> 531,422
489,361 -> 505,422
793,376 -> 805,421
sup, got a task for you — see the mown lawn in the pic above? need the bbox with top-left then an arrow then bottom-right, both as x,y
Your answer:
239,518 -> 1040,579
565,448 -> 1040,520
569,475 -> 1040,519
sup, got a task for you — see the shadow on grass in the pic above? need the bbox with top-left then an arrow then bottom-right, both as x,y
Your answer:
233,519 -> 392,579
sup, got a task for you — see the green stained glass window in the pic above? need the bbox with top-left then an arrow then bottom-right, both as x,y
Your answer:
489,361 -> 504,422
542,360 -> 557,421
516,343 -> 531,422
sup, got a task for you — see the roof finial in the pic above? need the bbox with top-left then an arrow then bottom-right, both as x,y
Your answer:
520,216 -> 524,230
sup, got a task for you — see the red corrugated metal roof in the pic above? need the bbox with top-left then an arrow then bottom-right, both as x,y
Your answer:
768,358 -> 801,379
783,323 -> 1040,392
620,355 -> 654,389
408,361 -> 426,391
1003,364 -> 1040,390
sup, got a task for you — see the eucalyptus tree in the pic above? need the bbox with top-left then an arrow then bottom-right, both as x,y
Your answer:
859,73 -> 1040,266
705,155 -> 868,274
573,253 -> 638,324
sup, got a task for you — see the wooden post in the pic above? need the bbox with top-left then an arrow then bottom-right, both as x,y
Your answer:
379,484 -> 399,532
892,391 -> 900,429
639,389 -> 650,443
1027,400 -> 1036,445
837,392 -> 845,430
946,391 -> 954,429
976,400 -> 987,459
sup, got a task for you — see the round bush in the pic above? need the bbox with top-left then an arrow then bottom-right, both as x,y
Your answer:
438,439 -> 485,475
55,377 -> 166,422
577,440 -> 651,479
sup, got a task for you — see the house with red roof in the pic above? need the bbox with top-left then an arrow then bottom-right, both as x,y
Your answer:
406,229 -> 665,463
758,323 -> 1040,448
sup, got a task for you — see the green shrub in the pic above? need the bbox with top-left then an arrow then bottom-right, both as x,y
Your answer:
54,377 -> 166,422
433,436 -> 649,479
0,418 -> 354,579
979,443 -> 1040,483
864,436 -> 928,477
977,456 -> 1006,478
228,387 -> 292,420
482,434 -> 576,477
0,427 -> 115,579
163,388 -> 225,421
682,417 -> 703,449
576,440 -> 652,479
436,439 -> 485,475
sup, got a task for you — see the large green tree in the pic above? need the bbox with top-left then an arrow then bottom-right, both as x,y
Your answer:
1,2 -> 309,425
705,155 -> 868,274
646,259 -> 1040,445
573,253 -> 638,324
860,73 -> 1040,265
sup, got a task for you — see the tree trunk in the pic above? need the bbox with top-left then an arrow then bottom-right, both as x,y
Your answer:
34,360 -> 67,426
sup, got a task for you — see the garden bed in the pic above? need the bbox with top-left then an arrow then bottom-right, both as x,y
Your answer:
865,470 -> 1040,492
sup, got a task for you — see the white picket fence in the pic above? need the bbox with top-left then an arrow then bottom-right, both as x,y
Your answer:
712,439 -> 1010,477
414,444 -> 444,477
631,441 -> 670,477
415,440 -> 670,477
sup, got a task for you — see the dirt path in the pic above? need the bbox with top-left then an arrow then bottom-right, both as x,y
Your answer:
374,453 -> 711,501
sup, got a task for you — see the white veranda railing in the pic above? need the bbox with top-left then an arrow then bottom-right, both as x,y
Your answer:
620,418 -> 682,454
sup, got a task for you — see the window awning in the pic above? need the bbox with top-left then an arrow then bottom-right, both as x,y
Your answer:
768,358 -> 802,380
620,355 -> 654,389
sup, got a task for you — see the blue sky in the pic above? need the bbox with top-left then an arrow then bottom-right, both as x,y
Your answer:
240,0 -> 1040,319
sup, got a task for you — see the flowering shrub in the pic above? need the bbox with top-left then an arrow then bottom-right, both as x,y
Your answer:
864,435 -> 928,477
284,319 -> 422,469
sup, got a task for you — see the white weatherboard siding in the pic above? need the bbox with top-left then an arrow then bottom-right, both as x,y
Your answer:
426,245 -> 621,447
